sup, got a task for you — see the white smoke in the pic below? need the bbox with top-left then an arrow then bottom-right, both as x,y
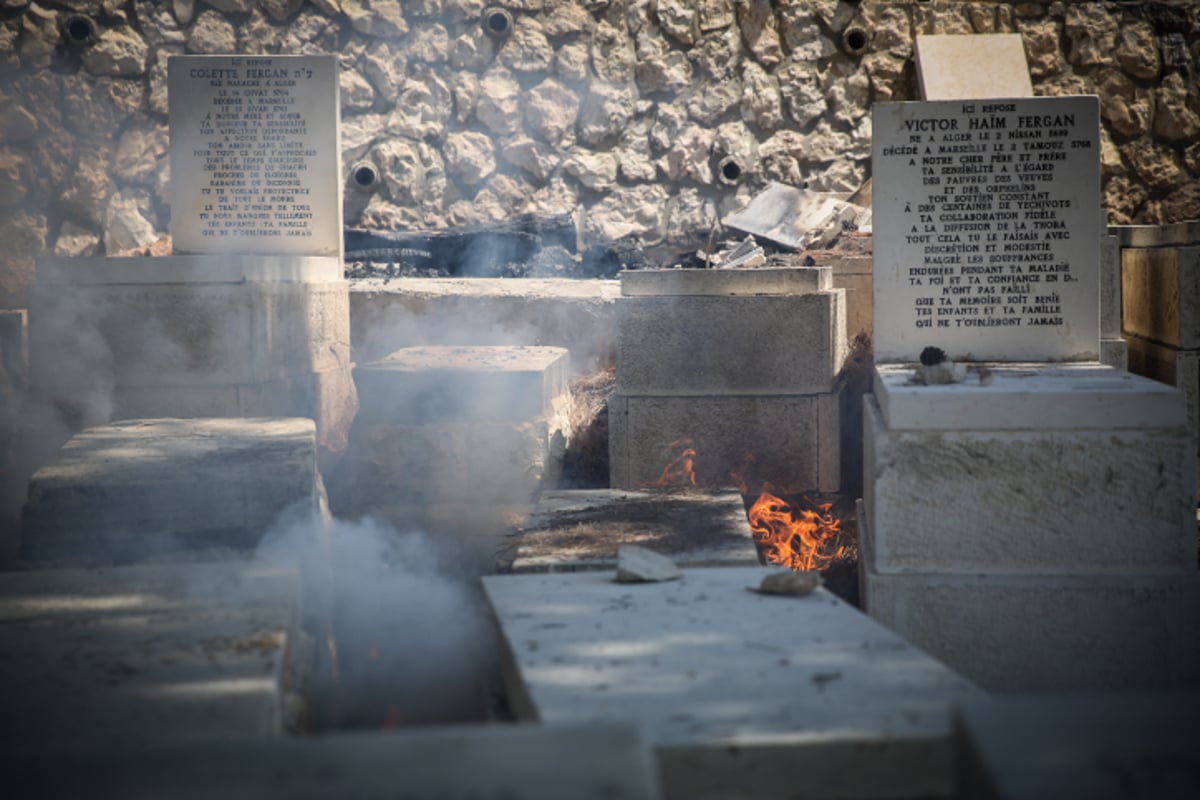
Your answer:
256,501 -> 499,728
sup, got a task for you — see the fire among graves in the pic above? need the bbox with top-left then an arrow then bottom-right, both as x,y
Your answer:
641,442 -> 848,573
744,486 -> 845,572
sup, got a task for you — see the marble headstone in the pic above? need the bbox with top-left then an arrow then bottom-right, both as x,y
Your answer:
168,55 -> 343,258
872,96 -> 1101,363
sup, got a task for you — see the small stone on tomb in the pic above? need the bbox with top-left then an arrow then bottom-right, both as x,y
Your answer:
750,570 -> 822,596
615,545 -> 682,583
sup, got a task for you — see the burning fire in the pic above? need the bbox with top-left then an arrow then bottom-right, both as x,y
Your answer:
638,438 -> 697,488
745,484 -> 843,571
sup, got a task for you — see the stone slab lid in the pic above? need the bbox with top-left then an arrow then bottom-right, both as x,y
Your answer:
0,561 -> 300,753
620,266 -> 832,296
5,724 -> 661,799
505,489 -> 760,573
21,417 -> 318,564
915,34 -> 1033,100
956,692 -> 1200,799
354,345 -> 570,423
37,255 -> 343,284
873,362 -> 1187,430
483,565 -> 981,800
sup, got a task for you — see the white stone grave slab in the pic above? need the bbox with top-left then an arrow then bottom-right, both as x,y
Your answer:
483,566 -> 982,800
915,34 -> 1033,101
5,724 -> 662,799
873,97 -> 1101,362
169,55 -> 342,257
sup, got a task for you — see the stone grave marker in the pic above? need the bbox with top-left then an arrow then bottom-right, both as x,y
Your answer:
915,34 -> 1033,100
872,96 -> 1101,363
169,55 -> 342,257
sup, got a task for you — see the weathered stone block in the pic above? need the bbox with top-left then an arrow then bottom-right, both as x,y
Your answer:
619,266 -> 831,296
0,561 -> 303,752
349,278 -> 620,374
826,255 -> 872,338
21,417 -> 319,564
1100,232 -> 1122,338
1121,244 -> 1200,349
351,418 -> 560,507
915,34 -> 1034,100
863,392 -> 1195,575
609,391 -> 839,492
956,692 -> 1200,799
354,345 -> 569,425
615,292 -> 845,395
860,504 -> 1200,693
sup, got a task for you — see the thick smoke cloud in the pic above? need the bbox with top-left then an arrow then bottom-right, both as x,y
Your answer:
257,501 -> 499,727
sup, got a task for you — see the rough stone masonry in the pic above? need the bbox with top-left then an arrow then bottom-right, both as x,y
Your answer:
1,1 -> 1199,306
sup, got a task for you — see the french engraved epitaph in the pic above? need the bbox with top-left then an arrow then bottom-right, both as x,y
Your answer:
872,96 -> 1100,362
168,55 -> 342,257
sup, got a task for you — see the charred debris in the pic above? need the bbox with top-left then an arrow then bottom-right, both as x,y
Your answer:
344,184 -> 872,280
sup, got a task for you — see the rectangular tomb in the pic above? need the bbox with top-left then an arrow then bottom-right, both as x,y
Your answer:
872,96 -> 1101,363
350,346 -> 571,562
610,267 -> 845,493
21,417 -> 320,565
483,566 -> 982,800
168,54 -> 343,258
0,561 -> 304,753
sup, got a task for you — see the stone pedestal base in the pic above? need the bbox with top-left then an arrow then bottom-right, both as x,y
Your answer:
609,267 -> 846,493
860,363 -> 1199,692
30,256 -> 357,452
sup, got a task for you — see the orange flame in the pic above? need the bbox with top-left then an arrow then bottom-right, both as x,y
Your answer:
747,484 -> 843,571
638,438 -> 697,488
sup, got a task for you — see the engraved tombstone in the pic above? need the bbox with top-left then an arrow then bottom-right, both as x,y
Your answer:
168,55 -> 343,258
872,96 -> 1101,363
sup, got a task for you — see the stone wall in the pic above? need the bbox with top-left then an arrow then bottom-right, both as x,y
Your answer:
0,0 -> 1198,307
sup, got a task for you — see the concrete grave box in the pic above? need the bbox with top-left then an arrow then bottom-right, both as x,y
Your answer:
610,267 -> 845,492
864,96 -> 1199,693
484,566 -> 982,800
20,417 -> 320,564
169,55 -> 343,258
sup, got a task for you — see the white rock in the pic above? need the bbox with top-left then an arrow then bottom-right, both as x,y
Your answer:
104,192 -> 158,254
752,570 -> 822,596
615,544 -> 682,583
